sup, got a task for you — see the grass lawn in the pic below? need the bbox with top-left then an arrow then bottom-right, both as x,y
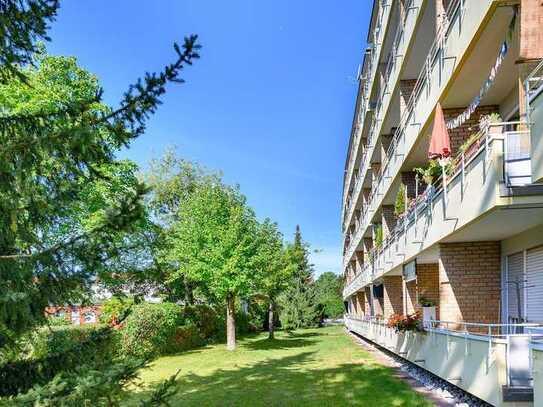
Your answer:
130,325 -> 432,406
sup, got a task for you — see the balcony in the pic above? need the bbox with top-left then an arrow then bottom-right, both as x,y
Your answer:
343,0 -> 425,233
343,0 -> 508,266
344,121 -> 539,298
345,315 -> 543,406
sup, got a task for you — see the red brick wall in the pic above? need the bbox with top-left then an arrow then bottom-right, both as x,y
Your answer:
401,171 -> 419,199
417,263 -> 440,318
400,79 -> 417,115
363,237 -> 373,256
382,205 -> 397,238
355,291 -> 366,317
439,242 -> 501,325
364,286 -> 372,315
404,280 -> 417,314
383,276 -> 404,317
443,105 -> 500,156
46,305 -> 102,325
362,188 -> 371,206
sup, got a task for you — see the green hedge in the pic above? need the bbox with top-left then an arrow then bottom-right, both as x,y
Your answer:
120,302 -> 183,358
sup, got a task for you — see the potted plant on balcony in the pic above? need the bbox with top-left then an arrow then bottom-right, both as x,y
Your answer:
386,311 -> 422,333
480,112 -> 502,136
413,159 -> 453,187
418,296 -> 436,323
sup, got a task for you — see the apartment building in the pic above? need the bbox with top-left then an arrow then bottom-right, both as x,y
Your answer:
341,1 -> 543,405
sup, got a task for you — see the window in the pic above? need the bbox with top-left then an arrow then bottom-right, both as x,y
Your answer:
83,311 -> 96,324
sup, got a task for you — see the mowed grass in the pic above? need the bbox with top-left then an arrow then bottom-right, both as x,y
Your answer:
130,325 -> 432,406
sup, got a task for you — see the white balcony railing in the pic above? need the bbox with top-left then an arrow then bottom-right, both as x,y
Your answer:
342,0 -> 393,224
343,0 -> 467,264
345,315 -> 543,392
343,0 -> 422,237
343,122 -> 532,298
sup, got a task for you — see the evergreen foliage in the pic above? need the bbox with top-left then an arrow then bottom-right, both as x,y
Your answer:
278,226 -> 318,331
314,272 -> 344,320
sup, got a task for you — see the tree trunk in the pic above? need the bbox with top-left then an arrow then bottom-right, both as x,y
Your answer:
226,293 -> 236,351
184,275 -> 194,305
268,299 -> 275,340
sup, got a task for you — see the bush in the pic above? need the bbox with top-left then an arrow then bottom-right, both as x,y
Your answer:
180,304 -> 220,340
30,324 -> 115,361
120,302 -> 182,358
99,296 -> 134,325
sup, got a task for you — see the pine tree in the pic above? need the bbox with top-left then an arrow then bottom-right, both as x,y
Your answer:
278,226 -> 318,331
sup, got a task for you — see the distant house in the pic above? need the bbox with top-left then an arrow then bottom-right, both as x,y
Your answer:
46,305 -> 102,325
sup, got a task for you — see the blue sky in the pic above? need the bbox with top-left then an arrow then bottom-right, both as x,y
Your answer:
47,1 -> 371,276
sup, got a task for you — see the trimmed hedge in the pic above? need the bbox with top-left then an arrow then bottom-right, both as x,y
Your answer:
120,302 -> 183,358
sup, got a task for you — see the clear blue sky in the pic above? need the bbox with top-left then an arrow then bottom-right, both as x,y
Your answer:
47,1 -> 371,276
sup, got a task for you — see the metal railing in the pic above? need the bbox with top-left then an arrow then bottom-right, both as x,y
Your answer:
345,314 -> 543,387
343,0 -> 418,232
343,0 -> 467,266
343,121 -> 532,298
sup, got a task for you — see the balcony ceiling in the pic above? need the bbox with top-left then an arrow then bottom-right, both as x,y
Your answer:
442,5 -> 518,109
443,205 -> 543,243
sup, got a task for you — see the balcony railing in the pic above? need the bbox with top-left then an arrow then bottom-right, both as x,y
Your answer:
343,0 -> 466,264
343,0 -> 421,238
343,121 -> 532,298
343,0 -> 392,224
345,315 -> 543,390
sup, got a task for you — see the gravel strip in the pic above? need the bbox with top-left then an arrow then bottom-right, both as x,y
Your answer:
347,330 -> 493,407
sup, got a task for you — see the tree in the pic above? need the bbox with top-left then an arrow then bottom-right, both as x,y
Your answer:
145,149 -> 221,304
278,226 -> 318,331
253,219 -> 295,339
314,272 -> 344,320
0,22 -> 200,345
165,181 -> 258,350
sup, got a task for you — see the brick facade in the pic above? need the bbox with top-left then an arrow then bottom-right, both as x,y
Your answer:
442,105 -> 500,156
382,205 -> 397,238
355,250 -> 364,274
362,188 -> 371,206
363,237 -> 373,257
404,280 -> 417,314
381,134 -> 393,161
438,242 -> 501,325
399,79 -> 417,115
373,285 -> 384,317
46,305 -> 102,325
355,290 -> 366,317
417,263 -> 440,317
383,276 -> 404,317
401,171 -> 419,199
364,286 -> 372,315
401,263 -> 439,316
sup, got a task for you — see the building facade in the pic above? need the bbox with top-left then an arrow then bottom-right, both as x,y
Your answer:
342,1 -> 543,405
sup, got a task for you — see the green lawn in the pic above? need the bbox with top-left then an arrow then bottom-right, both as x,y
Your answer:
131,326 -> 432,406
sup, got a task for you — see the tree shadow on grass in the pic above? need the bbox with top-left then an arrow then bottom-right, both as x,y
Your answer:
129,349 -> 431,406
243,337 -> 316,351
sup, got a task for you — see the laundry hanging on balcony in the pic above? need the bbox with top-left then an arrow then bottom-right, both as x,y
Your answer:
429,103 -> 451,159
446,41 -> 509,130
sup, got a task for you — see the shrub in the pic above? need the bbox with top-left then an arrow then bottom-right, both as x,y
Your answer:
180,304 -> 220,340
120,302 -> 182,358
394,184 -> 408,217
30,324 -> 114,361
99,296 -> 134,325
